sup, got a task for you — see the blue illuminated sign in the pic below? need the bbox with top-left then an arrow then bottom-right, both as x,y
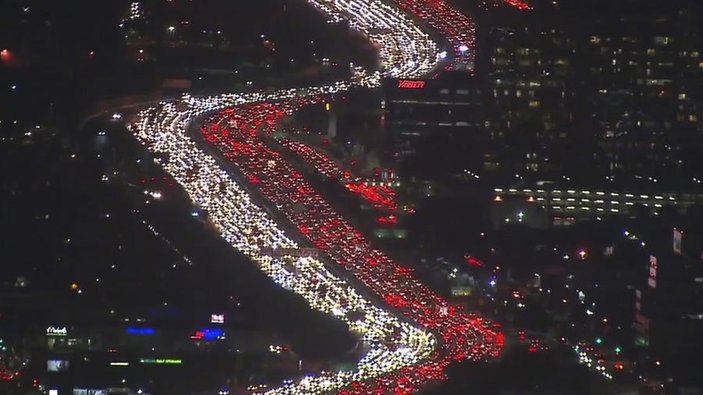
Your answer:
126,327 -> 155,335
203,328 -> 222,341
190,328 -> 224,341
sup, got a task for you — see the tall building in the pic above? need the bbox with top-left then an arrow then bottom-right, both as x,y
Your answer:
382,72 -> 484,177
383,1 -> 703,187
585,6 -> 703,179
474,2 -> 703,185
478,11 -> 582,177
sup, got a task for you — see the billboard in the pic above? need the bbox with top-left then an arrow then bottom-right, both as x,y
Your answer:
46,326 -> 68,337
47,360 -> 70,372
139,358 -> 182,365
397,80 -> 426,89
673,228 -> 683,255
648,255 -> 657,288
73,390 -> 108,395
190,328 -> 225,341
126,327 -> 154,335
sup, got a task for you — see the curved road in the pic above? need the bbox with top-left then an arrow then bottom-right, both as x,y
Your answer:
127,0 -> 526,393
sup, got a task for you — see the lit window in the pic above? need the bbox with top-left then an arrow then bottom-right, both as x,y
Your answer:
653,36 -> 672,46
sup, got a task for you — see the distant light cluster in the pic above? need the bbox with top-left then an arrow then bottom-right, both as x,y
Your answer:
124,2 -> 144,22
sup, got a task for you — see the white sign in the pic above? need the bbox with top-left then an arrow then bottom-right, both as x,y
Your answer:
210,314 -> 225,324
46,326 -> 68,336
673,228 -> 683,255
73,390 -> 108,395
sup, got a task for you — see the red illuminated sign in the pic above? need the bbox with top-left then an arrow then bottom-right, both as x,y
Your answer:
397,80 -> 426,89
648,255 -> 657,288
464,255 -> 484,267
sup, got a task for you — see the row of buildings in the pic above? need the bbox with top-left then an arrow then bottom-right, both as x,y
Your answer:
382,1 -> 703,188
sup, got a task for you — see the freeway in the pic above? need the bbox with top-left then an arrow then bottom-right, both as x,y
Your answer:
127,0 -> 511,393
393,0 -> 478,72
304,0 -> 440,78
132,99 -> 435,395
200,102 -> 504,383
